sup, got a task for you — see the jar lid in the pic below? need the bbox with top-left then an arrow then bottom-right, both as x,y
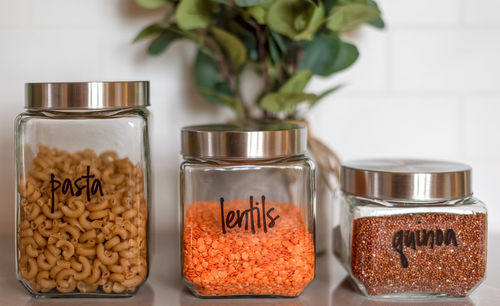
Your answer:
341,159 -> 472,202
181,122 -> 307,160
25,81 -> 149,109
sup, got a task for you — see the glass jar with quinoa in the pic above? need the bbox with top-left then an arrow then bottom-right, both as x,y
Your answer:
180,123 -> 316,297
15,82 -> 151,297
337,159 -> 487,298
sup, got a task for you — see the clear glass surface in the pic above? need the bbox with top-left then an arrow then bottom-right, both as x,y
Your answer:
180,156 -> 316,297
15,108 -> 151,297
337,195 -> 488,298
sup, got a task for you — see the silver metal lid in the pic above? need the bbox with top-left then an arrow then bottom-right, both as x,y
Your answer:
25,81 -> 149,109
181,122 -> 307,160
341,159 -> 472,202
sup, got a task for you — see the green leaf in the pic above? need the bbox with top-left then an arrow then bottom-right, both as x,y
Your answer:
247,3 -> 273,24
323,0 -> 335,12
267,30 -> 289,65
210,27 -> 247,68
294,4 -> 325,40
305,0 -> 320,6
265,58 -> 280,81
333,40 -> 359,72
136,0 -> 169,9
310,84 -> 342,108
337,0 -> 369,4
194,51 -> 228,98
212,0 -> 271,6
260,92 -> 317,114
326,3 -> 380,32
268,34 -> 281,64
228,21 -> 259,61
294,11 -> 308,32
368,16 -> 385,28
267,0 -> 303,38
211,0 -> 230,4
147,30 -> 181,55
298,34 -> 359,76
193,51 -> 244,116
134,23 -> 164,42
163,24 -> 206,44
199,89 -> 245,116
267,0 -> 325,40
235,0 -> 272,7
279,70 -> 312,93
367,0 -> 385,29
175,0 -> 212,30
269,30 -> 288,54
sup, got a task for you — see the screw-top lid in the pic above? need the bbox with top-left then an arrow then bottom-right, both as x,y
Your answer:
25,81 -> 149,109
341,159 -> 472,202
181,122 -> 307,160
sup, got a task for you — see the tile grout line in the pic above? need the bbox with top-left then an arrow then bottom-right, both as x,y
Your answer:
457,96 -> 466,161
459,0 -> 467,27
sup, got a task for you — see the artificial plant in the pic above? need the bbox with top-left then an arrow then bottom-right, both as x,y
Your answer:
134,0 -> 384,121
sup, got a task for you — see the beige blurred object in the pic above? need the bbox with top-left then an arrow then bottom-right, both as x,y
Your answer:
288,120 -> 341,254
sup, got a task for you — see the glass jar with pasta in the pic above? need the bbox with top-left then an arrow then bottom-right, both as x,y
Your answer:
15,82 -> 151,297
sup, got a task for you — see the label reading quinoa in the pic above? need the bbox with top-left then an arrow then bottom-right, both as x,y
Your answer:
392,228 -> 458,268
219,195 -> 280,234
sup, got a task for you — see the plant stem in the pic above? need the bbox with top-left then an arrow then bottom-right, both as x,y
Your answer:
205,31 -> 250,119
255,25 -> 270,94
253,23 -> 275,120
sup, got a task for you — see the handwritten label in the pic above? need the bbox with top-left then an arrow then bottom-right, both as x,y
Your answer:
50,166 -> 104,213
219,195 -> 280,234
392,228 -> 458,268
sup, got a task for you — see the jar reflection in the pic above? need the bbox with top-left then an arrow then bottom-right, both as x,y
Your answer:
332,278 -> 475,306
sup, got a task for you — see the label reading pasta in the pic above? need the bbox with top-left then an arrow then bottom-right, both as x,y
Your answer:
50,165 -> 104,213
219,195 -> 280,234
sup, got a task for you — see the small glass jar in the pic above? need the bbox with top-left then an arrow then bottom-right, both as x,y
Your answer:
180,123 -> 316,297
15,82 -> 151,297
337,159 -> 487,298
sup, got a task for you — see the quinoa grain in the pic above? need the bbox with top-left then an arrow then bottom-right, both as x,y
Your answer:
351,213 -> 487,296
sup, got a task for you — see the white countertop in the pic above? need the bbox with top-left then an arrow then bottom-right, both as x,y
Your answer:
2,233 -> 499,306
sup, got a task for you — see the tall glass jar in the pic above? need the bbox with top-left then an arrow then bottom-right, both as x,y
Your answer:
180,123 -> 316,297
337,159 -> 487,298
15,82 -> 151,297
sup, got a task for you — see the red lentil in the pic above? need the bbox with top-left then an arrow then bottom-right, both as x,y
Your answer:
351,213 -> 487,296
182,200 -> 315,296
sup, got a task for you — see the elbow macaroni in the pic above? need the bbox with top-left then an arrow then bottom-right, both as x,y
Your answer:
17,147 -> 148,294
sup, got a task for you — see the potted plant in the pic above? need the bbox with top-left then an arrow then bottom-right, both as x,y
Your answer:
134,0 -> 385,253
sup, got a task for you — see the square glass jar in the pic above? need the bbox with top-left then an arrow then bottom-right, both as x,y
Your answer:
180,123 -> 316,297
336,159 -> 487,298
15,82 -> 151,297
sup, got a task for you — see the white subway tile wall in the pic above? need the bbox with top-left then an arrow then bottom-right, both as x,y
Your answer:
381,0 -> 462,26
464,0 -> 500,26
0,0 -> 499,233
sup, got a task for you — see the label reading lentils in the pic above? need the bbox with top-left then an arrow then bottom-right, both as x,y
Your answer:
351,213 -> 487,296
219,196 -> 280,235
